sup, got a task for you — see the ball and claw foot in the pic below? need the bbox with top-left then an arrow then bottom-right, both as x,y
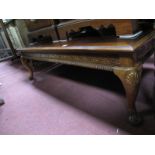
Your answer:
128,111 -> 143,126
0,98 -> 5,106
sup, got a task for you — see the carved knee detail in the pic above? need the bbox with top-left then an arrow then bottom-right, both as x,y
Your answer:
125,69 -> 141,86
113,65 -> 143,125
113,65 -> 142,111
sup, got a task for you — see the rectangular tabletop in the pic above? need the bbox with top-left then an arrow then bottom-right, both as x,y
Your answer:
17,31 -> 155,54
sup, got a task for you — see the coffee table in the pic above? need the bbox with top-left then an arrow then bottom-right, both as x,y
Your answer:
18,30 -> 155,125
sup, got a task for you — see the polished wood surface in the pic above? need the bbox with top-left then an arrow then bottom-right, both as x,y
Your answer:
17,31 -> 154,53
19,20 -> 155,125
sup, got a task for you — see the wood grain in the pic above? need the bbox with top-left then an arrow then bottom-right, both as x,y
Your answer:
17,31 -> 155,53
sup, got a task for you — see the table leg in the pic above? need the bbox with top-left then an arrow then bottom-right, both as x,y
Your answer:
113,65 -> 143,125
21,57 -> 34,80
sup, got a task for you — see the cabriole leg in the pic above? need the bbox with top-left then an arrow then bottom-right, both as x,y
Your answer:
113,65 -> 143,125
21,56 -> 34,80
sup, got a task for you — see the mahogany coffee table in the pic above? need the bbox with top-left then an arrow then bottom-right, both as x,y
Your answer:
18,30 -> 155,125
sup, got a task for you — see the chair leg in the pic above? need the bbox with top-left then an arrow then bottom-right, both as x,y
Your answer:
113,65 -> 143,125
21,57 -> 34,80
